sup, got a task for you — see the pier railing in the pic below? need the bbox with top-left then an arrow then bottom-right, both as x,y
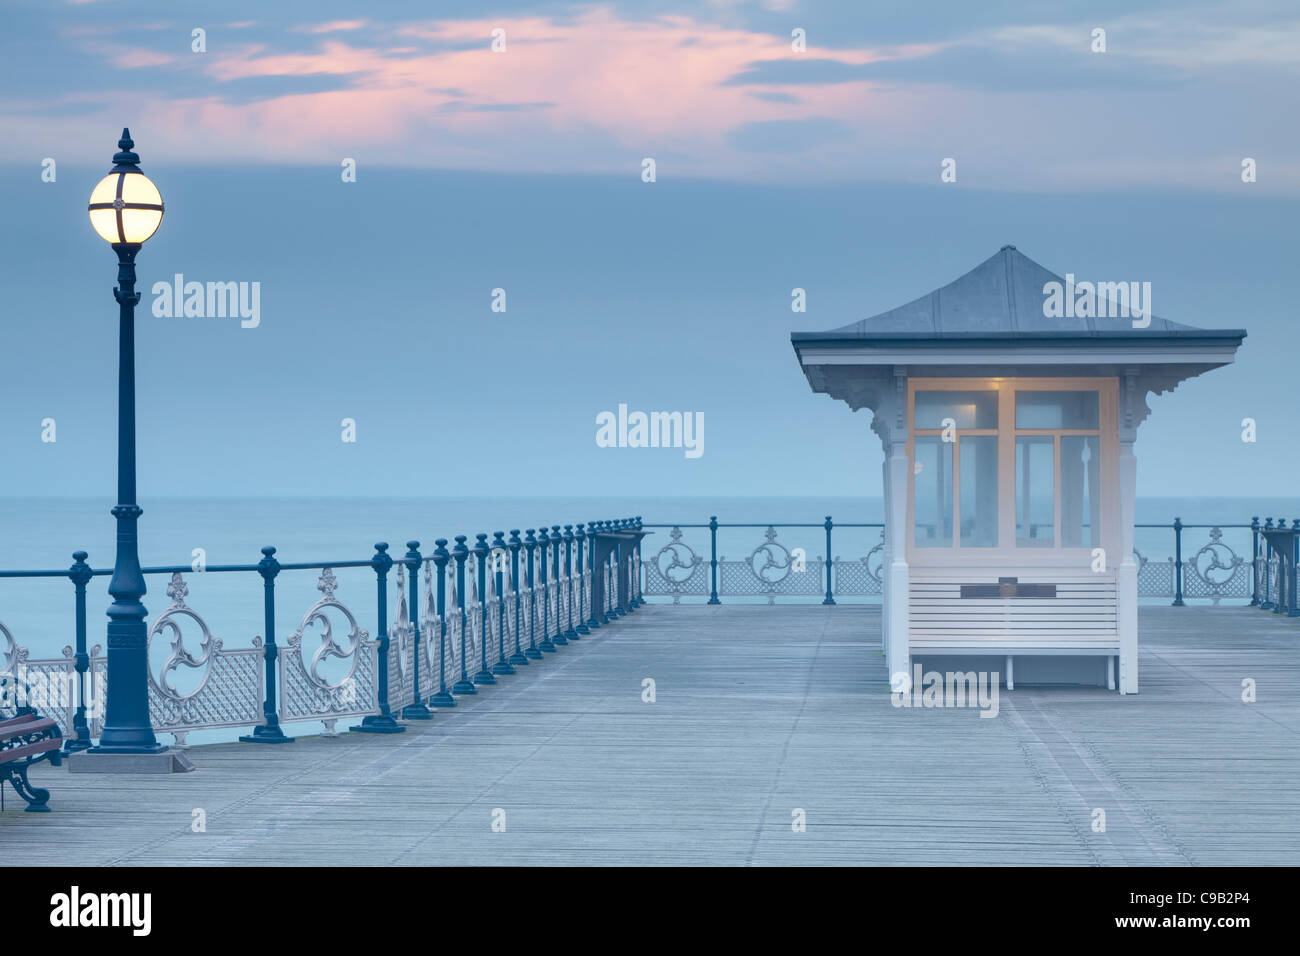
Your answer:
2,514 -> 1295,751
639,516 -> 1284,608
0,519 -> 639,749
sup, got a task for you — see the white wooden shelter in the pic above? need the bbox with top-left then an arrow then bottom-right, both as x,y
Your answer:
791,246 -> 1244,692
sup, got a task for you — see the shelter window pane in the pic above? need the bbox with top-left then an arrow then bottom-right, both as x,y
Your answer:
959,436 -> 998,547
1061,435 -> 1100,548
1016,436 -> 1054,546
914,390 -> 998,430
1015,391 -> 1099,429
914,437 -> 953,548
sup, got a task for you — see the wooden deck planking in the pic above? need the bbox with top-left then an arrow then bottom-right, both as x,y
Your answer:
2,604 -> 1298,866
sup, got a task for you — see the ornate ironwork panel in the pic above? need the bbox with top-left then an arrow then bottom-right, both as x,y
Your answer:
279,568 -> 377,734
0,619 -> 106,739
1182,528 -> 1249,602
145,572 -> 263,745
642,527 -> 709,601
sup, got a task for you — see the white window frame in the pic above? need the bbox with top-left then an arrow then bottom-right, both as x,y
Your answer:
906,376 -> 1119,569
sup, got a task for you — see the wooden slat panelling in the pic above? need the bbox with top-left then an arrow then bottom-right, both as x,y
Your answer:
909,571 -> 1119,650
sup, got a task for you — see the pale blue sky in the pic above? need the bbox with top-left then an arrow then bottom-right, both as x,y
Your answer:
0,1 -> 1295,498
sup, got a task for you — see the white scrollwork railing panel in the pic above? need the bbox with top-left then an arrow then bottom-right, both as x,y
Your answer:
0,620 -> 106,739
279,569 -> 377,734
486,578 -> 505,666
1182,528 -> 1249,603
467,572 -> 483,668
416,560 -> 440,701
643,528 -> 708,602
717,529 -> 822,604
832,531 -> 885,597
558,571 -> 570,632
386,563 -> 415,713
519,584 -> 535,647
145,572 -> 263,744
1134,549 -> 1172,598
443,571 -> 461,681
502,588 -> 518,657
547,578 -> 558,635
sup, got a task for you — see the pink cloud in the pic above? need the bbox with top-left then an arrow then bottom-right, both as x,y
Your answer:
110,48 -> 180,69
16,9 -> 1289,193
298,19 -> 370,35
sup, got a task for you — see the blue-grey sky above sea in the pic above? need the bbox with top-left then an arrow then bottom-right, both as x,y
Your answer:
0,1 -> 1295,497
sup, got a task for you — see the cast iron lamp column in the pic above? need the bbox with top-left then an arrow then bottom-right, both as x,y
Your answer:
86,130 -> 166,756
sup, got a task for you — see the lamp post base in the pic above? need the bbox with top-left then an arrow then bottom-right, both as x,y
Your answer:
509,652 -> 531,666
429,691 -> 457,707
401,702 -> 433,720
86,742 -> 166,755
70,749 -> 194,774
452,679 -> 477,695
492,661 -> 516,675
473,670 -> 496,685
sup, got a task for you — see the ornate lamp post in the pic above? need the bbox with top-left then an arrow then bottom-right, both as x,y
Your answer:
85,129 -> 166,756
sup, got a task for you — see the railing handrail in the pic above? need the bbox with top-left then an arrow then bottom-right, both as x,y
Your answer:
642,522 -> 882,528
0,557 -> 381,578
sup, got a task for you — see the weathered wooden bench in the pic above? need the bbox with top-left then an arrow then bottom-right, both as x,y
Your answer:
0,709 -> 63,812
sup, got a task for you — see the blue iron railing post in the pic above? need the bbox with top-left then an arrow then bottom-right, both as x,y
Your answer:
1277,517 -> 1291,615
429,539 -> 456,707
1261,519 -> 1275,610
550,526 -> 569,643
64,552 -> 94,753
473,534 -> 496,685
622,518 -> 638,612
563,526 -> 580,639
89,130 -> 166,757
1291,520 -> 1300,618
525,529 -> 546,657
492,532 -> 516,675
631,516 -> 644,608
574,524 -> 590,634
607,523 -> 623,619
1250,516 -> 1261,606
354,543 -> 404,733
241,546 -> 294,743
618,519 -> 635,613
586,522 -> 603,628
1283,518 -> 1295,616
1273,519 -> 1288,615
537,527 -> 557,651
400,541 -> 433,719
507,530 -> 530,667
1279,520 -> 1289,616
1172,517 -> 1185,607
603,523 -> 617,624
822,516 -> 836,605
452,536 -> 477,694
708,516 -> 721,604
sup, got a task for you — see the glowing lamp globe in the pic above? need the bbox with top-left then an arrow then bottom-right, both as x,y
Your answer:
87,129 -> 164,245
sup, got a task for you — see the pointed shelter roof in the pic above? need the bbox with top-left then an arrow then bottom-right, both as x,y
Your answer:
791,245 -> 1244,348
